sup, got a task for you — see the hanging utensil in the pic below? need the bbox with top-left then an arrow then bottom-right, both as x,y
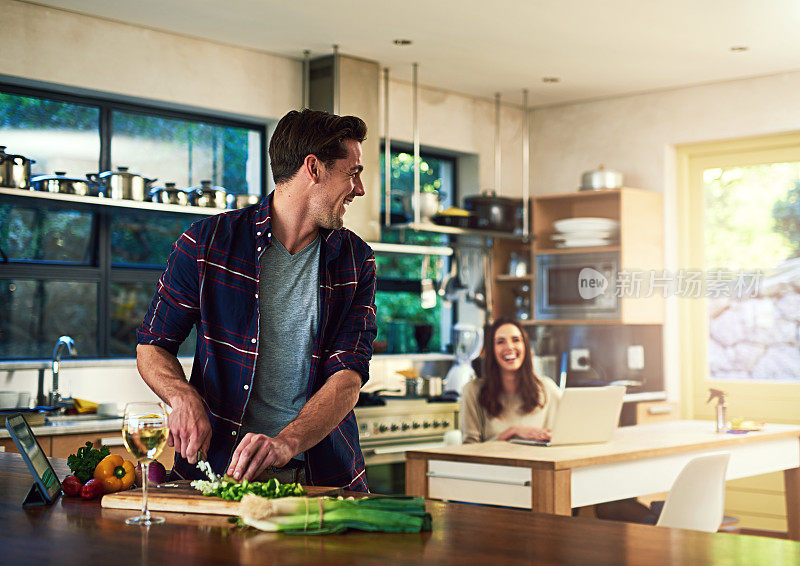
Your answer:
420,254 -> 437,309
439,252 -> 463,307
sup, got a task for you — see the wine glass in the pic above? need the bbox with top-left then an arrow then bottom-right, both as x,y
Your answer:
122,402 -> 169,526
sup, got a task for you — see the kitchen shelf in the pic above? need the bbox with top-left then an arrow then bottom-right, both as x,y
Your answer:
494,275 -> 532,282
387,221 -> 529,242
534,188 -> 630,201
519,319 -> 624,326
0,187 -> 226,216
368,242 -> 453,256
372,353 -> 455,362
534,245 -> 621,255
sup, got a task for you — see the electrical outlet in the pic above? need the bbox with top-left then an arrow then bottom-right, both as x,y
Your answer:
570,348 -> 590,371
627,345 -> 645,371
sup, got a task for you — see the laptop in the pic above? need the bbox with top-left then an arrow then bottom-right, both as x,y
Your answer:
509,385 -> 625,447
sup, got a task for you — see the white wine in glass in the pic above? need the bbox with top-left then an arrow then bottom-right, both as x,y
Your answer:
122,402 -> 169,526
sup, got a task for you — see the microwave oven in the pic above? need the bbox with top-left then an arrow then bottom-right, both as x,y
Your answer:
534,251 -> 620,320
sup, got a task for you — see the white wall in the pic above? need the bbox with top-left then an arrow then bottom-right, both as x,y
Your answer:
530,70 -> 800,402
382,78 -> 526,199
0,0 -> 301,121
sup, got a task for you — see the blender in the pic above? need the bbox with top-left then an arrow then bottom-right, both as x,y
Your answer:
444,323 -> 484,395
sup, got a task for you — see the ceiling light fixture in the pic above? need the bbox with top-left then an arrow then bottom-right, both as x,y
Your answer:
730,46 -> 749,52
542,77 -> 560,83
393,39 -> 413,46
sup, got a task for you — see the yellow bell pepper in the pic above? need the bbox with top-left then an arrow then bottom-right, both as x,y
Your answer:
93,454 -> 136,493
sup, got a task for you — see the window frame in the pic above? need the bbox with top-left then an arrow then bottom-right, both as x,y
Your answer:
377,141 -> 460,351
0,82 -> 268,360
676,131 -> 800,422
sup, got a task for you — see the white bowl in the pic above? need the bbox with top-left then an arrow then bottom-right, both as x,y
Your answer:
0,391 -> 19,409
553,217 -> 620,234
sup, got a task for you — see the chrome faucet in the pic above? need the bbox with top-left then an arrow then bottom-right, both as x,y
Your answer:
50,336 -> 76,406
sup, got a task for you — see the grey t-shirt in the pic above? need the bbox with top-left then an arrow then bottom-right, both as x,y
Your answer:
241,234 -> 321,460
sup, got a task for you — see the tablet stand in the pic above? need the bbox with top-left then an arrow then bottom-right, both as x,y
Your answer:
22,482 -> 56,507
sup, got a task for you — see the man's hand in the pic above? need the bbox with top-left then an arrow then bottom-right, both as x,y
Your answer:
497,426 -> 551,442
167,392 -> 212,464
226,433 -> 294,481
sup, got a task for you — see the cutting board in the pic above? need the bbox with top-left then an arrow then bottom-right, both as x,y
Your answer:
101,481 -> 339,516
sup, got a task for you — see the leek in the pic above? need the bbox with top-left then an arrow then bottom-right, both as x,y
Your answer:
240,494 -> 432,534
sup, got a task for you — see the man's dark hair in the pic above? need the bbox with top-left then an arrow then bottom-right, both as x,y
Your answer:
269,109 -> 367,184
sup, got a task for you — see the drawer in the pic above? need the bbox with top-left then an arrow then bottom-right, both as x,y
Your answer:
636,401 -> 678,424
426,460 -> 532,509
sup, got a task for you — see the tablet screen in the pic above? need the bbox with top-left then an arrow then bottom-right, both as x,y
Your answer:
6,415 -> 61,502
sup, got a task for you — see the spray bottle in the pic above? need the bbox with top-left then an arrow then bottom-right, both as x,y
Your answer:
707,388 -> 728,433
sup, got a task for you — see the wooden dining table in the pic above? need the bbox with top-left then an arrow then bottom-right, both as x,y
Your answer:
2,451 -> 799,565
406,420 -> 800,540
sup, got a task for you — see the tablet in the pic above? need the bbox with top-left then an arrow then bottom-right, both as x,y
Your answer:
5,414 -> 62,506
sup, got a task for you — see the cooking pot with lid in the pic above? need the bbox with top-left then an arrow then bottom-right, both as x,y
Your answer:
190,180 -> 227,209
0,146 -> 35,189
150,182 -> 190,205
89,166 -> 155,201
580,166 -> 623,191
463,190 -> 522,232
30,171 -> 101,196
227,193 -> 260,209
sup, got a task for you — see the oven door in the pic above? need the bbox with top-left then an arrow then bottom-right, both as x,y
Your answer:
535,251 -> 620,320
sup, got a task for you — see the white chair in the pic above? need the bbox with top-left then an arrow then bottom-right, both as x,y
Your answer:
656,452 -> 731,532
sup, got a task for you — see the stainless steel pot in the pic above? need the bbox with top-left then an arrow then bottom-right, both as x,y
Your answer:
90,166 -> 155,201
405,376 -> 443,398
190,180 -> 227,209
30,172 -> 101,196
463,190 -> 522,233
0,146 -> 35,189
580,166 -> 623,191
227,193 -> 260,209
150,183 -> 190,205
420,376 -> 443,397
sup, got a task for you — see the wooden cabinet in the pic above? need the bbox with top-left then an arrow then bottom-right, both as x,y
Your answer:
2,430 -> 174,469
490,187 -> 664,325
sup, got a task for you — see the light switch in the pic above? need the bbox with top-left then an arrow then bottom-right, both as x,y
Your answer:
627,345 -> 645,371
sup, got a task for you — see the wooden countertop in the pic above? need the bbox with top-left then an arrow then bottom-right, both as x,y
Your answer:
406,421 -> 800,470
2,452 -> 799,565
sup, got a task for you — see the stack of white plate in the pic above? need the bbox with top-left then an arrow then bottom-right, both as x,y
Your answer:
551,217 -> 620,248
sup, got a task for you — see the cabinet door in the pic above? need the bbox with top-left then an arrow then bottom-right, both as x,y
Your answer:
0,436 -> 52,455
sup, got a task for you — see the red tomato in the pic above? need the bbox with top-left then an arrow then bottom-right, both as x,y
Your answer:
80,479 -> 105,500
61,475 -> 83,497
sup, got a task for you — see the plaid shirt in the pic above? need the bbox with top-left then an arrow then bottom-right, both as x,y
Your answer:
137,194 -> 376,491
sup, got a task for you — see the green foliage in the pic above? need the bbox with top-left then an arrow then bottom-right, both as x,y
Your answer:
704,162 -> 800,269
67,441 -> 110,483
772,179 -> 800,259
0,93 -> 98,130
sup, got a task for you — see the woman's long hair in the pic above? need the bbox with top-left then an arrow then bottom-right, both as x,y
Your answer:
478,318 -> 546,418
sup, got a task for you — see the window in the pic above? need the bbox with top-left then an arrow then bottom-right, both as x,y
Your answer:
376,146 -> 457,354
0,84 -> 266,360
677,133 -> 800,422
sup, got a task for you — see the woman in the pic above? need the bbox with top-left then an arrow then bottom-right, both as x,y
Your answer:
460,318 -> 654,523
460,318 -> 561,444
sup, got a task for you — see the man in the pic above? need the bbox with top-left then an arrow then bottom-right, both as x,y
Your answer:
136,109 -> 376,491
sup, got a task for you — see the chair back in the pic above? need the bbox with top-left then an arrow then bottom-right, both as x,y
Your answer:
656,452 -> 730,532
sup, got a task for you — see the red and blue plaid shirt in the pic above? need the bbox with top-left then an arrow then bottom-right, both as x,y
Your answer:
137,193 -> 376,491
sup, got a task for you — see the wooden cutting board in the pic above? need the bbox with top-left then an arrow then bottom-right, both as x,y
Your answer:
101,481 -> 339,516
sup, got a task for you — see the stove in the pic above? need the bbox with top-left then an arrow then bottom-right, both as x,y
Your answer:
354,399 -> 459,466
